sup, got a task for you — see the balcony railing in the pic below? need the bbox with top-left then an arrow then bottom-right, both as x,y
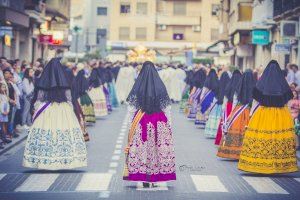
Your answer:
273,0 -> 300,18
25,0 -> 45,13
0,0 -> 25,12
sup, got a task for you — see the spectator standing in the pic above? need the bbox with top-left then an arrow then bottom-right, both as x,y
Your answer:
3,69 -> 19,138
291,64 -> 300,88
288,89 -> 300,150
286,63 -> 296,85
21,68 -> 34,128
0,82 -> 11,148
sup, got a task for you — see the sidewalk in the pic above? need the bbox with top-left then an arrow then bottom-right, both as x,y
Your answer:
0,131 -> 28,156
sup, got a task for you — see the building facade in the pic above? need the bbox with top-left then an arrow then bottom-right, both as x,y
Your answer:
213,0 -> 300,69
108,0 -> 220,61
70,0 -> 111,57
211,0 -> 254,69
0,0 -> 71,62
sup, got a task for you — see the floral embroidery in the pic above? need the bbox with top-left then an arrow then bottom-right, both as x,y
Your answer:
127,121 -> 176,175
23,127 -> 87,169
246,127 -> 295,134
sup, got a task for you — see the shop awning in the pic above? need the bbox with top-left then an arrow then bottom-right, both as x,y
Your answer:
0,6 -> 29,28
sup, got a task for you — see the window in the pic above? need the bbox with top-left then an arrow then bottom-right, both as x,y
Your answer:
238,4 -> 252,21
119,27 -> 130,40
97,7 -> 107,15
96,29 -> 107,44
211,28 -> 219,41
136,27 -> 147,40
136,2 -> 147,15
173,1 -> 186,16
120,3 -> 130,14
212,4 -> 220,16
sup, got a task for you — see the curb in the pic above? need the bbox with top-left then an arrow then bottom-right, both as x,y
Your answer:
0,133 -> 27,156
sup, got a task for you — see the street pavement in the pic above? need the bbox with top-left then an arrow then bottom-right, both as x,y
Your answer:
0,105 -> 299,200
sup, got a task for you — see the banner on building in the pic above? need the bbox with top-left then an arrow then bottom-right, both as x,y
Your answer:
0,26 -> 13,37
4,35 -> 11,47
173,34 -> 184,40
38,34 -> 53,44
274,44 -> 290,54
252,30 -> 270,45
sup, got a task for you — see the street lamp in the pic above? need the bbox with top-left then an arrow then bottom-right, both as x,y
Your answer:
73,25 -> 81,63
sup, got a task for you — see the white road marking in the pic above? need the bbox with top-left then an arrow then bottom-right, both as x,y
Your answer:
136,182 -> 168,191
120,128 -> 127,132
111,155 -> 120,160
191,175 -> 228,192
116,140 -> 123,144
118,136 -> 124,140
0,174 -> 6,181
115,144 -> 123,149
98,191 -> 110,198
108,169 -> 117,174
295,178 -> 300,183
76,173 -> 112,191
119,132 -> 125,136
114,149 -> 122,154
109,162 -> 118,168
243,177 -> 288,194
15,174 -> 59,192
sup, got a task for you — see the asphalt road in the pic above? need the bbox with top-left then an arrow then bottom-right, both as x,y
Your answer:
0,105 -> 299,200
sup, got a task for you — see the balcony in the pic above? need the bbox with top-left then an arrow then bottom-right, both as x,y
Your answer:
156,12 -> 200,26
0,0 -> 25,12
228,4 -> 252,35
46,0 -> 70,21
0,0 -> 29,28
25,0 -> 45,13
273,0 -> 300,20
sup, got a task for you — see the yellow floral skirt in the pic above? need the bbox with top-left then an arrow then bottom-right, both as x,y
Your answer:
238,106 -> 298,174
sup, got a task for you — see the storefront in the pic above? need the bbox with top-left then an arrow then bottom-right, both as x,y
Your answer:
0,5 -> 29,58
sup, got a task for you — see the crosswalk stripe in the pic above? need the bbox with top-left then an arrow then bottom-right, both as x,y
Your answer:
76,173 -> 112,191
112,155 -> 120,160
295,178 -> 300,183
109,162 -> 118,168
0,174 -> 6,181
242,177 -> 288,194
15,174 -> 59,192
191,175 -> 228,192
114,149 -> 122,154
136,182 -> 168,191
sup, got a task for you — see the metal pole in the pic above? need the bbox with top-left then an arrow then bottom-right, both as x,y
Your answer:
75,33 -> 78,63
297,16 -> 300,66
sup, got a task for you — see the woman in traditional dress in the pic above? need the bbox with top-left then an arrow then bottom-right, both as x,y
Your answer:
97,65 -> 112,113
215,70 -> 242,145
106,66 -> 119,108
115,64 -> 136,103
179,68 -> 192,113
187,68 -> 206,120
72,68 -> 94,142
23,58 -> 87,170
217,69 -> 255,159
204,70 -> 231,138
238,60 -> 298,174
123,61 -> 176,187
195,68 -> 219,129
88,66 -> 108,117
75,64 -> 96,125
